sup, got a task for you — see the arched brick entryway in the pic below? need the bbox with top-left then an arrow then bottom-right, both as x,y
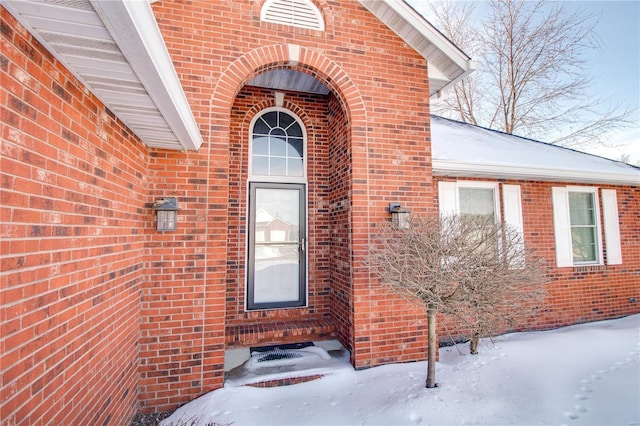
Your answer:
204,43 -> 372,384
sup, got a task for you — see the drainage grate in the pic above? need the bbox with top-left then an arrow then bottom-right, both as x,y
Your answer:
256,350 -> 304,363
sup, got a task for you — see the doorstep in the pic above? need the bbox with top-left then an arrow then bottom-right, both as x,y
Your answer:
224,340 -> 352,387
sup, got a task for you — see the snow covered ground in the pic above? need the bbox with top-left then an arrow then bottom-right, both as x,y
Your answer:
162,314 -> 640,426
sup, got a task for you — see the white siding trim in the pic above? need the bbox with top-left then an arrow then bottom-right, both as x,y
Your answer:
502,185 -> 523,234
552,187 -> 573,267
601,189 -> 622,265
438,181 -> 457,216
502,185 -> 524,268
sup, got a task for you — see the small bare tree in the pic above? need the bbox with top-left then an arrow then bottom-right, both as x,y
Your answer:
440,216 -> 548,355
369,214 -> 547,387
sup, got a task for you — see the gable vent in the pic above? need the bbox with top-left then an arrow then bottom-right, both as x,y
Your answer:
261,0 -> 325,31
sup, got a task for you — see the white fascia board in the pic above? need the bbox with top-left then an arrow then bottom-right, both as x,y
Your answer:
384,0 -> 472,70
360,0 -> 476,97
90,0 -> 202,151
430,60 -> 478,100
433,161 -> 640,186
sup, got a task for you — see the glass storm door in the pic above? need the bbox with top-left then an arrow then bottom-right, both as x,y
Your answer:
247,182 -> 306,310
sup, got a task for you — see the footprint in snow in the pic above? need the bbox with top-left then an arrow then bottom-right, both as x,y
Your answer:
564,411 -> 580,420
563,350 -> 639,423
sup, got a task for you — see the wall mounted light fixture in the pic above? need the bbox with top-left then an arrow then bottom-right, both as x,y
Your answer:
153,197 -> 178,231
389,202 -> 410,230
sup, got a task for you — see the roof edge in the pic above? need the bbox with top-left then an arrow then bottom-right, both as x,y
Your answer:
358,0 -> 476,97
433,161 -> 640,186
89,0 -> 202,151
386,1 -> 473,68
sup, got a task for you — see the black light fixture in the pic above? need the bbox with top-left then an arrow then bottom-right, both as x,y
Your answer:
153,197 -> 178,231
389,202 -> 410,230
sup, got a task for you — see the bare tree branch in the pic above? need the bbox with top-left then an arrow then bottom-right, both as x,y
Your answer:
368,214 -> 548,385
429,0 -> 636,148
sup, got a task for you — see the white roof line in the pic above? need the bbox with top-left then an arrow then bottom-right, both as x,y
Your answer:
389,1 -> 473,71
433,161 -> 640,186
90,0 -> 202,151
431,116 -> 640,186
358,0 -> 476,97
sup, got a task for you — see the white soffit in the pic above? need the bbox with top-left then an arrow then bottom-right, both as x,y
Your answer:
358,0 -> 477,98
3,0 -> 202,151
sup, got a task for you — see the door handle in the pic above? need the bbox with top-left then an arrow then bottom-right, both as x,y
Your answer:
299,238 -> 305,252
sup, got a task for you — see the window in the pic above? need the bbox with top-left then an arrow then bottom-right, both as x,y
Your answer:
439,182 -> 523,230
439,181 -> 524,265
459,187 -> 498,222
250,109 -> 305,179
568,191 -> 598,263
247,108 -> 308,310
551,187 -> 621,267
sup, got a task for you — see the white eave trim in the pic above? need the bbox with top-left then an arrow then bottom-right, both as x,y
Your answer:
90,0 -> 202,151
358,0 -> 476,97
384,1 -> 473,71
433,161 -> 640,186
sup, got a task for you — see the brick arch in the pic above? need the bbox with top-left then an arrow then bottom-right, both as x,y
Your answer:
211,43 -> 369,371
210,43 -> 366,127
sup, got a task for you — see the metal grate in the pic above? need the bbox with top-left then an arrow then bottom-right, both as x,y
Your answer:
256,350 -> 304,363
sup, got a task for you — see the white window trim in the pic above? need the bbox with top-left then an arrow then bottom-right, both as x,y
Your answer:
601,189 -> 622,265
248,107 -> 308,184
438,181 -> 524,268
552,186 -> 605,267
439,181 -> 502,223
245,107 -> 310,311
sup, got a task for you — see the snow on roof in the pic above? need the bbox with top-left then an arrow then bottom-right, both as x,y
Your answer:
431,115 -> 640,185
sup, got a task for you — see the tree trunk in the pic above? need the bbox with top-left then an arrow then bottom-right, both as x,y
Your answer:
426,307 -> 437,388
470,333 -> 480,355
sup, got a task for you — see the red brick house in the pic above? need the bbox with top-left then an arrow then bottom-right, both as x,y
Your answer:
1,0 -> 638,424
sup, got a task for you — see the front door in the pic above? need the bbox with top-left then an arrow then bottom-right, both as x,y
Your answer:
247,182 -> 306,309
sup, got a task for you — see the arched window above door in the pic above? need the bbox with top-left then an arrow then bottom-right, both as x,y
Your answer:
250,109 -> 306,179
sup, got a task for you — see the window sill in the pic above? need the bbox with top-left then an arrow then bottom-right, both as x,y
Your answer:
573,264 -> 607,273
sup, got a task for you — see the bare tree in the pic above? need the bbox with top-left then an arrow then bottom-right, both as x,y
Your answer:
429,0 -> 636,148
368,215 -> 547,387
439,217 -> 548,355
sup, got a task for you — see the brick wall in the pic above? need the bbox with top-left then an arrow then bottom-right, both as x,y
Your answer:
7,0 -> 635,421
144,0 -> 434,403
519,180 -> 640,328
434,178 -> 640,337
327,93 -> 354,354
1,8 -> 146,425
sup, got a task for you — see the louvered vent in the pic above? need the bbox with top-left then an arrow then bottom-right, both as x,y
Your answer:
261,0 -> 325,31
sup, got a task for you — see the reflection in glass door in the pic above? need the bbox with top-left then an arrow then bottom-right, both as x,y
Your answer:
247,183 -> 306,309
